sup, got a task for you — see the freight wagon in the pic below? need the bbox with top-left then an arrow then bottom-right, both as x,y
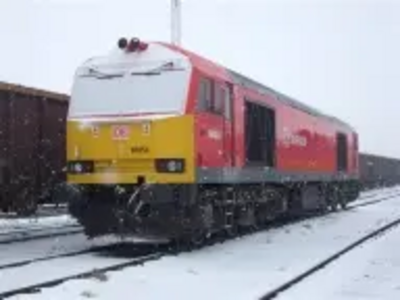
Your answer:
0,81 -> 69,215
359,153 -> 400,189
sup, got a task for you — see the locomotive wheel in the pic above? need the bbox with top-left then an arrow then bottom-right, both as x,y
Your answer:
327,186 -> 340,212
191,202 -> 214,246
328,199 -> 339,212
190,229 -> 208,247
172,229 -> 209,251
225,225 -> 238,238
330,203 -> 338,212
340,201 -> 348,210
339,195 -> 349,210
339,186 -> 352,210
317,186 -> 329,213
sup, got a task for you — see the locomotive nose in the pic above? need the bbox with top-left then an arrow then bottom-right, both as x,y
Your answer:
66,115 -> 195,185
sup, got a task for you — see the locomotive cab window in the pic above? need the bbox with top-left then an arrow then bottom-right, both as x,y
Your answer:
222,85 -> 232,120
197,77 -> 231,118
213,84 -> 225,115
197,77 -> 213,112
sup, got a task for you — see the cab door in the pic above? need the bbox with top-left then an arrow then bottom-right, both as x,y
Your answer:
214,82 -> 234,167
222,83 -> 234,167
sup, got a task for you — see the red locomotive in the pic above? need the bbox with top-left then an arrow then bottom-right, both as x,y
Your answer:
65,37 -> 360,244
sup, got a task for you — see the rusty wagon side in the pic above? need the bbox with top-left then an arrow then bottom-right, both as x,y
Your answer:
0,81 -> 69,215
359,152 -> 400,190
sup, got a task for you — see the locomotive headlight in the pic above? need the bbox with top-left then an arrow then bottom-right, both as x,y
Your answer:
155,159 -> 185,173
74,163 -> 83,173
167,161 -> 177,172
67,161 -> 94,174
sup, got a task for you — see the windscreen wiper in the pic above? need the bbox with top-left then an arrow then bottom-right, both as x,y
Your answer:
130,70 -> 161,76
80,67 -> 124,79
130,61 -> 183,76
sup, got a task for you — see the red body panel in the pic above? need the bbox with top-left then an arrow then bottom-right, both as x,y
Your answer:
276,104 -> 336,173
164,43 -> 358,178
195,113 -> 224,168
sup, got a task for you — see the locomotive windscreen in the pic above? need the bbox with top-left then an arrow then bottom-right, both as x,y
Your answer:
68,44 -> 192,117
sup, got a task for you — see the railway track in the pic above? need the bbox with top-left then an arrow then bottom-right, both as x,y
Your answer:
0,204 -> 68,220
258,198 -> 400,299
240,190 -> 400,240
0,245 -> 110,272
0,224 -> 82,245
359,186 -> 400,198
0,240 -> 164,273
0,247 -> 163,299
349,191 -> 400,209
1,190 -> 399,299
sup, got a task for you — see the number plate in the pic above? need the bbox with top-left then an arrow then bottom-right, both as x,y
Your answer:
112,125 -> 130,140
91,125 -> 100,138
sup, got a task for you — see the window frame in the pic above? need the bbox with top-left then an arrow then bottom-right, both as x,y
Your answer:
197,76 -> 232,119
197,77 -> 213,112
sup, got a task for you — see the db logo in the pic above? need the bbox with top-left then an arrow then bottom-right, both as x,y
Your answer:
91,125 -> 100,138
207,129 -> 222,140
112,125 -> 130,140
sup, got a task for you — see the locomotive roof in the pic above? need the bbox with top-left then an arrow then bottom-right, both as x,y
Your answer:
0,81 -> 69,102
228,69 -> 354,130
164,42 -> 354,131
73,40 -> 354,131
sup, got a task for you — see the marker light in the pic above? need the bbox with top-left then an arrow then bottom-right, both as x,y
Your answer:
155,159 -> 185,173
127,38 -> 148,52
118,38 -> 128,49
118,37 -> 149,52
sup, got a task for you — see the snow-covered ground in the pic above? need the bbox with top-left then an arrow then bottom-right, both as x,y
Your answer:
360,185 -> 400,197
0,251 -> 156,296
0,214 -> 77,234
6,187 -> 400,300
351,185 -> 400,205
276,222 -> 400,300
0,233 -> 107,267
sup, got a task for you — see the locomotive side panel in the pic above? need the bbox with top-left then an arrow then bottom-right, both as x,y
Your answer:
227,69 -> 357,180
194,113 -> 225,168
236,85 -> 278,169
192,69 -> 226,169
347,132 -> 359,176
276,103 -> 336,174
229,87 -> 357,180
182,48 -> 236,172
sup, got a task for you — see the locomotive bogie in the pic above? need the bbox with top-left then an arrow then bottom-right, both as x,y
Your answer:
67,180 -> 359,241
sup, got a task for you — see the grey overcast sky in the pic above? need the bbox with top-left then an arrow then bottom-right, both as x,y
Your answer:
0,0 -> 399,157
